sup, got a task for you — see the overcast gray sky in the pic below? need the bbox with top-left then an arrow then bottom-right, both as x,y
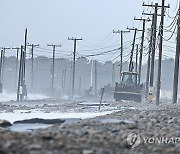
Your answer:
0,0 -> 178,61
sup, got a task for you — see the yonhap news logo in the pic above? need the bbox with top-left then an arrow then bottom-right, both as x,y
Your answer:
127,133 -> 180,148
127,133 -> 141,148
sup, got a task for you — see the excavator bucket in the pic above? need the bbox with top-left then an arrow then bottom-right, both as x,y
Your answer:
114,91 -> 142,102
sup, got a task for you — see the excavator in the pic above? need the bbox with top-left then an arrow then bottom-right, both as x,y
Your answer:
114,29 -> 143,102
114,71 -> 143,102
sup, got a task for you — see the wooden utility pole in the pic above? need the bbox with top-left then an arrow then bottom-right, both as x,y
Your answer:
90,60 -> 94,88
145,17 -> 154,98
142,4 -> 159,102
143,3 -> 158,88
68,60 -> 73,99
128,28 -> 137,71
17,29 -> 28,101
0,47 -> 10,92
17,46 -> 25,101
139,19 -> 146,83
172,3 -> 180,104
68,37 -> 82,99
79,77 -> 81,97
63,68 -> 66,95
134,17 -> 150,83
27,44 -> 39,93
47,44 -> 61,98
143,2 -> 169,103
0,50 -> 4,93
20,28 -> 28,101
61,69 -> 66,96
23,29 -> 28,86
150,3 -> 158,88
112,63 -> 115,87
135,44 -> 139,72
94,61 -> 97,95
34,60 -> 39,93
12,47 -> 20,90
61,70 -> 64,95
113,30 -> 130,81
142,13 -> 157,98
17,46 -> 22,101
127,27 -> 142,71
156,0 -> 170,105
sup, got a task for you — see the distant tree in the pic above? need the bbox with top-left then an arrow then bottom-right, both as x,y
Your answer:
76,57 -> 89,64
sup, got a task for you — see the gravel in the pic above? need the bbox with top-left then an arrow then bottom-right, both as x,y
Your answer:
0,100 -> 180,153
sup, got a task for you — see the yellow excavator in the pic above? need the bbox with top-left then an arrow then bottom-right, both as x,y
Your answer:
114,71 -> 143,102
114,28 -> 145,102
114,36 -> 143,102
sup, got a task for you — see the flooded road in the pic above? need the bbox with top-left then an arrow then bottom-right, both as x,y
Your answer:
0,98 -> 170,132
0,99 -> 119,131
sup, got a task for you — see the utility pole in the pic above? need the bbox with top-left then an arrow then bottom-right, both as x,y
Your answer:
150,3 -> 158,88
0,47 -> 10,92
134,17 -> 150,83
27,44 -> 39,93
79,77 -> 81,97
63,68 -> 66,96
145,19 -> 154,98
69,60 -> 73,99
127,27 -> 142,71
17,46 -> 22,101
61,69 -> 66,96
34,60 -> 39,93
23,29 -> 28,89
94,60 -> 97,95
142,14 -> 156,99
172,3 -> 180,104
113,30 -> 130,81
90,59 -> 94,88
12,47 -> 20,90
128,28 -> 137,71
143,3 -> 158,89
61,70 -> 64,96
17,29 -> 28,101
143,2 -> 169,103
47,44 -> 61,98
0,50 -> 4,93
156,0 -> 170,105
112,63 -> 115,87
135,44 -> 139,72
68,37 -> 82,99
17,45 -> 25,101
17,28 -> 28,101
143,4 -> 159,101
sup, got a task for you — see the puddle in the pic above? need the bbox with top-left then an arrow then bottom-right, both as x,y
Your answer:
118,106 -> 136,110
0,110 -> 115,132
77,102 -> 111,106
7,118 -> 81,132
0,110 -> 115,123
9,123 -> 53,132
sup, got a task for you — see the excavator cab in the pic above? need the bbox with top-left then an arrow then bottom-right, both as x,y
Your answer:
114,71 -> 142,102
121,72 -> 138,88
